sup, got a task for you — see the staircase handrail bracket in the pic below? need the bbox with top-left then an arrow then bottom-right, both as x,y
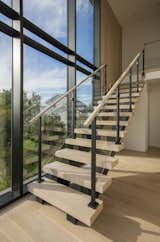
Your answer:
84,50 -> 143,127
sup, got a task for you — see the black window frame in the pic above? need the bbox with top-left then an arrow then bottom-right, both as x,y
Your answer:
0,0 -> 100,207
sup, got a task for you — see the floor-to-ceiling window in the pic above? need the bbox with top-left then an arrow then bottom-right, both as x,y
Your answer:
76,0 -> 94,126
0,32 -> 12,192
0,0 -> 99,206
23,46 -> 67,180
76,0 -> 94,63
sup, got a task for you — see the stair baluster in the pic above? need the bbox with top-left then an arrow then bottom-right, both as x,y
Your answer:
88,117 -> 99,209
115,85 -> 121,144
142,49 -> 145,77
129,68 -> 132,112
104,64 -> 107,95
38,116 -> 43,183
136,59 -> 139,92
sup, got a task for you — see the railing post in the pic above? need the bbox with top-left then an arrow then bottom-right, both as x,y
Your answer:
71,92 -> 76,138
38,117 -> 42,183
115,85 -> 121,144
136,59 -> 139,92
104,64 -> 107,95
88,117 -> 99,209
142,49 -> 145,77
129,68 -> 132,112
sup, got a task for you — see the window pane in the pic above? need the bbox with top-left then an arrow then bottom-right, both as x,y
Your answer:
0,33 -> 12,192
23,46 -> 67,180
1,0 -> 11,6
77,0 -> 94,63
24,0 -> 67,45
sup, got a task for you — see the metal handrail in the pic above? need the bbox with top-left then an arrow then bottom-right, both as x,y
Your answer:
84,50 -> 144,127
30,64 -> 106,123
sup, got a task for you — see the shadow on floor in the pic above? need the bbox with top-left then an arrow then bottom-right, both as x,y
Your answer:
93,171 -> 160,242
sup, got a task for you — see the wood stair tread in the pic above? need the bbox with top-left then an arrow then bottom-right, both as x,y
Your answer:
98,112 -> 132,117
74,128 -> 126,138
28,178 -> 103,226
110,93 -> 140,98
103,98 -> 138,104
113,88 -> 142,94
65,138 -> 125,152
96,120 -> 128,126
43,161 -> 112,193
55,148 -> 118,169
101,104 -> 135,110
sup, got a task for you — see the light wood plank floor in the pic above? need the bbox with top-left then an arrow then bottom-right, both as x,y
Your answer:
0,148 -> 160,242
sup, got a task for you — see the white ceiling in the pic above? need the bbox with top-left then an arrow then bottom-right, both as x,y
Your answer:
107,0 -> 160,27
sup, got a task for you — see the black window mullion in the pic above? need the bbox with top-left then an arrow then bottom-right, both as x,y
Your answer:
12,0 -> 23,198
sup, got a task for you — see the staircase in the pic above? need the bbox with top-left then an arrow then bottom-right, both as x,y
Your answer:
28,50 -> 146,226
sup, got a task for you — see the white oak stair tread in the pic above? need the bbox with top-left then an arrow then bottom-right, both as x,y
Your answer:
96,120 -> 128,126
65,138 -> 125,152
43,161 -> 112,193
120,83 -> 143,88
113,87 -> 142,94
110,92 -> 140,98
105,98 -> 138,104
98,112 -> 132,117
55,148 -> 118,169
74,128 -> 126,138
28,179 -> 103,226
101,104 -> 135,110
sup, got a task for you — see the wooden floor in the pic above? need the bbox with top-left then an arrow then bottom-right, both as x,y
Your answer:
0,148 -> 160,242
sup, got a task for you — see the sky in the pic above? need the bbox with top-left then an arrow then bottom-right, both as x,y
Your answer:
0,0 -> 94,106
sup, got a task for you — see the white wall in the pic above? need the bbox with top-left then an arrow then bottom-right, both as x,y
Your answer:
125,78 -> 160,151
122,16 -> 160,70
122,16 -> 160,151
148,80 -> 160,147
124,84 -> 149,152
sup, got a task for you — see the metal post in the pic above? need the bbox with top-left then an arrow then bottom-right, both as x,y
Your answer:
129,69 -> 132,112
142,49 -> 145,77
71,92 -> 76,138
12,0 -> 23,198
115,86 -> 121,144
38,117 -> 42,183
136,59 -> 139,92
88,117 -> 99,209
104,64 -> 107,95
67,0 -> 76,137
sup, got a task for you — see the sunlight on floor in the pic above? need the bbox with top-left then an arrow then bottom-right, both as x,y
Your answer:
0,148 -> 160,242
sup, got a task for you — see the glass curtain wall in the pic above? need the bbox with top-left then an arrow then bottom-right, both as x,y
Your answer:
23,46 -> 67,180
76,0 -> 94,127
0,33 -> 12,192
0,0 -> 98,206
